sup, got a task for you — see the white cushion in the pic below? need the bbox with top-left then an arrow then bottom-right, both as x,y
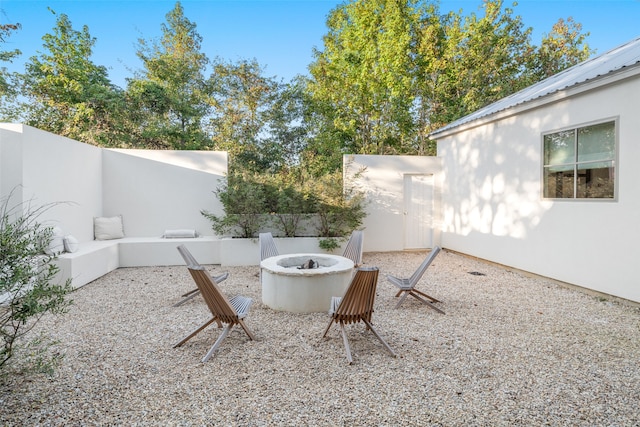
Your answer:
163,229 -> 198,238
94,215 -> 124,240
45,226 -> 65,255
63,235 -> 79,253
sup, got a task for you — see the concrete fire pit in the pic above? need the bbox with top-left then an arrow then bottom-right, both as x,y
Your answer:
260,253 -> 355,313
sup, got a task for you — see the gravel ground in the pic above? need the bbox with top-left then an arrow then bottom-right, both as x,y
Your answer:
1,249 -> 639,426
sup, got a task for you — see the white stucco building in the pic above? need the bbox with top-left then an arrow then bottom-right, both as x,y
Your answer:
428,37 -> 640,303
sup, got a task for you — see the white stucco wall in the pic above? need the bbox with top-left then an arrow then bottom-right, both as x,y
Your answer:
345,154 -> 442,252
102,149 -> 227,237
1,124 -> 103,242
1,124 -> 25,206
436,76 -> 640,302
0,124 -> 228,242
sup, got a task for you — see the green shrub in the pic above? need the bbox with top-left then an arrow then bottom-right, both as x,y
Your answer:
201,171 -> 269,238
318,237 -> 341,252
311,169 -> 366,238
269,172 -> 316,237
0,192 -> 73,370
203,167 -> 366,238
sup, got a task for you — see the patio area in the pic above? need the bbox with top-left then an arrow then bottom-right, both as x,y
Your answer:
1,250 -> 639,425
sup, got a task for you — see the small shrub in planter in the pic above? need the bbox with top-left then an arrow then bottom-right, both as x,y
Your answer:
203,168 -> 366,239
312,171 -> 366,238
318,237 -> 341,252
201,171 -> 269,238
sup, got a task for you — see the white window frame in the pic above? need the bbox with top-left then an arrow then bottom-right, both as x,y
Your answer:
541,117 -> 618,201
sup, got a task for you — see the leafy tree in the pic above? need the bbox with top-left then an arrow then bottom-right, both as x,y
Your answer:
410,1 -> 448,152
17,9 -> 122,145
308,0 -> 419,156
260,76 -> 310,172
0,22 -> 21,98
0,22 -> 22,122
435,0 -> 533,121
530,17 -> 593,82
2,0 -> 593,174
306,0 -> 592,169
208,58 -> 280,170
126,1 -> 211,149
298,74 -> 352,176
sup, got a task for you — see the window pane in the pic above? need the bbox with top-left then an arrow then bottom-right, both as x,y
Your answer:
544,130 -> 575,165
576,161 -> 615,198
544,166 -> 574,198
577,121 -> 615,163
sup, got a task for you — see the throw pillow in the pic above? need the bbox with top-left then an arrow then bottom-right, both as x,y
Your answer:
94,215 -> 125,240
63,235 -> 79,253
45,226 -> 65,255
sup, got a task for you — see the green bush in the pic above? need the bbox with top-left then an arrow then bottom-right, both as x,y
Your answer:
202,167 -> 366,238
269,173 -> 316,237
311,170 -> 366,238
318,237 -> 341,251
201,171 -> 269,238
0,192 -> 73,370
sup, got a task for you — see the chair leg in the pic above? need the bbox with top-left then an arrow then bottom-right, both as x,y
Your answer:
181,288 -> 200,298
238,319 -> 257,341
173,290 -> 201,307
339,323 -> 353,364
322,318 -> 335,338
202,324 -> 233,362
412,289 -> 440,303
408,292 -> 445,314
394,291 -> 411,309
174,317 -> 218,348
362,319 -> 397,358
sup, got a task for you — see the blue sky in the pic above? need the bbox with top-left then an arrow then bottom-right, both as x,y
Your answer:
1,0 -> 639,89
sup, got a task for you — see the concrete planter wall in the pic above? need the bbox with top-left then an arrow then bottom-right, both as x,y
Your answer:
223,214 -> 324,238
219,237 -> 347,266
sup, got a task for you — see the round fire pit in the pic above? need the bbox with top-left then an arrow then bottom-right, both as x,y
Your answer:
260,253 -> 355,313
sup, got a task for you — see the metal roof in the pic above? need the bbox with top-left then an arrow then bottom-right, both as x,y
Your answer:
429,36 -> 640,137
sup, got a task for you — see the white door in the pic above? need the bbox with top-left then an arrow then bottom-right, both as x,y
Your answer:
403,174 -> 434,249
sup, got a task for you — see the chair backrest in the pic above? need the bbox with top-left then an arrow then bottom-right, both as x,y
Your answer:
187,266 -> 239,324
408,246 -> 441,286
342,230 -> 364,266
259,232 -> 279,261
177,244 -> 200,268
333,267 -> 379,324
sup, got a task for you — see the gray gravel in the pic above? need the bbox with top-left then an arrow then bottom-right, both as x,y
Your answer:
1,250 -> 639,426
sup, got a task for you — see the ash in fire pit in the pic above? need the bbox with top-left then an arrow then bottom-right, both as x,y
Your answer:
298,258 -> 318,269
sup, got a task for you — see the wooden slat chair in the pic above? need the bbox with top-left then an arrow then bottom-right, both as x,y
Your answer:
387,246 -> 444,313
259,232 -> 279,284
174,265 -> 256,362
342,230 -> 364,267
322,267 -> 396,364
174,244 -> 228,307
259,232 -> 279,261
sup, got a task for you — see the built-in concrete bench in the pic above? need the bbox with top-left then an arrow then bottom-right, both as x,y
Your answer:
55,236 -> 220,289
54,236 -> 346,289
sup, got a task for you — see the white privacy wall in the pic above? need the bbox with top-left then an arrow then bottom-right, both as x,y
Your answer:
0,124 -> 103,242
102,149 -> 227,237
436,76 -> 640,303
345,154 -> 442,252
0,124 -> 228,242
